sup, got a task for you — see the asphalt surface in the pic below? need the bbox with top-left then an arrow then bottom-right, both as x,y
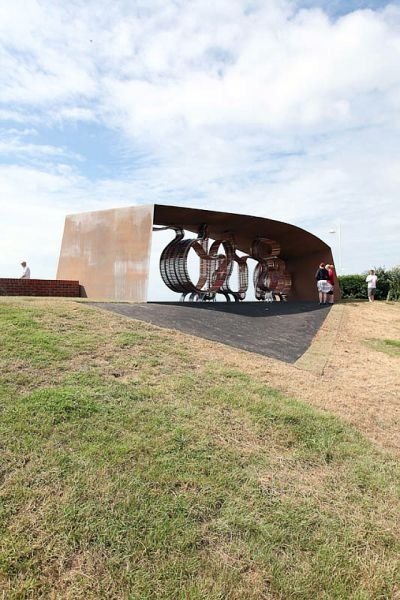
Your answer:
89,301 -> 331,363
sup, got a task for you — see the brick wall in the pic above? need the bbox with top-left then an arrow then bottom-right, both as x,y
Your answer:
0,278 -> 81,297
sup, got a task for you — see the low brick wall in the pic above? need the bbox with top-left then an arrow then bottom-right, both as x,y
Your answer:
0,278 -> 81,297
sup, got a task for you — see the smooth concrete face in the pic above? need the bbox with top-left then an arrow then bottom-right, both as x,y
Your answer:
57,205 -> 154,301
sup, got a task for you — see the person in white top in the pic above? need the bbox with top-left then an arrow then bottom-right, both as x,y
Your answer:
366,269 -> 378,302
20,261 -> 31,279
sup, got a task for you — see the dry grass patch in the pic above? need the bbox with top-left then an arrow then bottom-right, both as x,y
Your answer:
174,302 -> 400,455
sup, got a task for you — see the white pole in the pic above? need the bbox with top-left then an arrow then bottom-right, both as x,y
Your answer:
338,223 -> 342,274
328,225 -> 342,274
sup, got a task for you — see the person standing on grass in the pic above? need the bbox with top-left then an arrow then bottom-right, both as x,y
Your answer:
366,269 -> 378,302
315,262 -> 330,305
20,261 -> 30,279
326,264 -> 335,304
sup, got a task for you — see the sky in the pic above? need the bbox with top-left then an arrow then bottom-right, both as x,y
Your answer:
0,0 -> 399,298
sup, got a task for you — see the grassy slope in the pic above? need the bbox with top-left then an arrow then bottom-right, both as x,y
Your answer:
0,299 -> 399,600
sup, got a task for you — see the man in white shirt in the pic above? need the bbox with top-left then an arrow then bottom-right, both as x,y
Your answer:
366,269 -> 378,302
20,261 -> 31,279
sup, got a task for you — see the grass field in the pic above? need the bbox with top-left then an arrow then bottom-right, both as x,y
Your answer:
0,298 -> 399,599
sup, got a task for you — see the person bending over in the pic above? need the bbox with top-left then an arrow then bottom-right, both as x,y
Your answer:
315,262 -> 330,305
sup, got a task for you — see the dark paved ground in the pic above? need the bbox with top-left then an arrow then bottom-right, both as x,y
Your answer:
89,301 -> 331,363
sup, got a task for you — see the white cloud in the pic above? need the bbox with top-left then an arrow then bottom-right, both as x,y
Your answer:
0,0 -> 399,289
0,128 -> 84,161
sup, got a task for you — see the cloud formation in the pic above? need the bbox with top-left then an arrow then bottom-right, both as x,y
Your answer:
0,0 -> 399,284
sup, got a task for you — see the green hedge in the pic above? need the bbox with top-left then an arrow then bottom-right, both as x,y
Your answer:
338,275 -> 366,299
338,267 -> 397,300
387,267 -> 400,301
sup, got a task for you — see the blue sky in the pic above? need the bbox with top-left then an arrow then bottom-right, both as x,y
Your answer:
0,0 -> 399,293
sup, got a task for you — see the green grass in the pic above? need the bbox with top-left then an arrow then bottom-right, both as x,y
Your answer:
365,338 -> 400,357
0,299 -> 399,599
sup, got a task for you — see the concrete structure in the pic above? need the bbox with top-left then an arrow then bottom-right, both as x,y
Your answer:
57,204 -> 336,302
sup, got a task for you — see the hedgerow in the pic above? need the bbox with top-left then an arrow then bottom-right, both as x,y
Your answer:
338,266 -> 400,301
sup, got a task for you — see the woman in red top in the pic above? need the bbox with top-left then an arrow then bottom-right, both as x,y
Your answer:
326,264 -> 335,304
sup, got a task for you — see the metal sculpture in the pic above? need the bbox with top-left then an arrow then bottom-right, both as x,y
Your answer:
156,225 -> 292,302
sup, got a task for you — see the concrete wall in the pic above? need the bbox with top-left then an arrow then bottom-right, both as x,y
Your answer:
57,205 -> 154,301
0,279 -> 80,297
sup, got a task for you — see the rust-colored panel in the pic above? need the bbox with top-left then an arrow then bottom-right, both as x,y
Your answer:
57,205 -> 154,301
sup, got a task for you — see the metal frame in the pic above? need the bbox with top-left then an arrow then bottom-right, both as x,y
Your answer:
156,225 -> 292,302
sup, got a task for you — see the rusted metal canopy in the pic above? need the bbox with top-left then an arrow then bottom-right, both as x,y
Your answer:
154,205 -> 335,302
57,204 -> 335,302
154,205 -> 327,258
